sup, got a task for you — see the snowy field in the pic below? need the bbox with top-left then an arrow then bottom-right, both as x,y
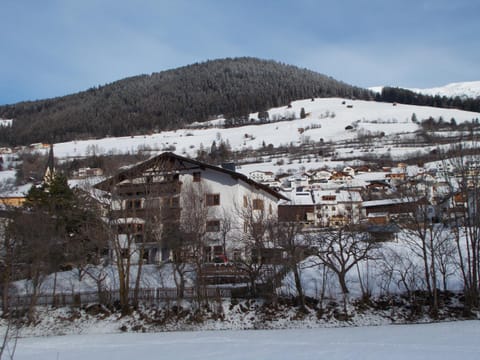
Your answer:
46,97 -> 479,161
13,321 -> 480,360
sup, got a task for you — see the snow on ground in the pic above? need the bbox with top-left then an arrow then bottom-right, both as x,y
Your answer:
45,98 -> 479,160
12,264 -> 194,296
370,81 -> 480,99
409,81 -> 480,99
12,320 -> 480,360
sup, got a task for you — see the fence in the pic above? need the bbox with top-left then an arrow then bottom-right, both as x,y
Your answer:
1,286 -> 233,310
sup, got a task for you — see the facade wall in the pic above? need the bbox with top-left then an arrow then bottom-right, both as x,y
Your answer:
106,161 -> 281,264
180,168 -> 279,261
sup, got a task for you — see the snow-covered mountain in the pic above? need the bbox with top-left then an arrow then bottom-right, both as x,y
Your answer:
371,81 -> 480,99
409,81 -> 480,99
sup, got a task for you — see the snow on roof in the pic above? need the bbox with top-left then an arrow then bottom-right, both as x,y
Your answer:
355,171 -> 388,182
368,212 -> 389,217
286,191 -> 314,205
312,190 -> 362,203
362,197 -> 418,208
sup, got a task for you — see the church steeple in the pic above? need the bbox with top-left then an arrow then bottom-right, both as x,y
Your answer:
44,143 -> 55,184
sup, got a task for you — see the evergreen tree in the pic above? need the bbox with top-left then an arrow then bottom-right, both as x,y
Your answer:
22,172 -> 106,270
300,107 -> 306,119
411,113 -> 418,123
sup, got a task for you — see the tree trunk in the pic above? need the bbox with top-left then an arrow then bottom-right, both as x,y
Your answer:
337,271 -> 349,295
292,263 -> 306,311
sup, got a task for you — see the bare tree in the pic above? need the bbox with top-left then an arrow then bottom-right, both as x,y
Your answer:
178,181 -> 210,304
218,208 -> 232,260
105,193 -> 141,314
396,173 -> 456,315
277,221 -> 307,311
379,246 -> 426,303
399,223 -> 441,313
234,195 -> 276,297
308,226 -> 375,298
442,140 -> 480,309
434,232 -> 458,292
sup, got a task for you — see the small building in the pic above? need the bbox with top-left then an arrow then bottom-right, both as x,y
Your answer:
248,170 -> 275,183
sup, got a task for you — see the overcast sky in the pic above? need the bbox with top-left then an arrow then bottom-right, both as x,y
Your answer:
1,0 -> 479,105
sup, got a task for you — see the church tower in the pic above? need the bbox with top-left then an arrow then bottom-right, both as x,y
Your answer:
43,143 -> 55,184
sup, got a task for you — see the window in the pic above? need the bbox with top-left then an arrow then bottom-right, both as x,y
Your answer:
164,196 -> 179,208
233,250 -> 241,261
213,245 -> 223,256
206,220 -> 221,232
193,172 -> 201,182
253,199 -> 264,210
126,199 -> 142,209
206,193 -> 220,206
243,195 -> 248,208
322,195 -> 336,201
252,222 -> 263,234
118,223 -> 143,234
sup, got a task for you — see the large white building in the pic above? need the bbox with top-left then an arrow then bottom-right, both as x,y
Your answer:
96,152 -> 287,264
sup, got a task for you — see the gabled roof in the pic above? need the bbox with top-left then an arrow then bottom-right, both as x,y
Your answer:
95,152 -> 289,201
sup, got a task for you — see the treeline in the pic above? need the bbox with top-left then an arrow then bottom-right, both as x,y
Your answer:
377,87 -> 480,112
0,57 -> 372,146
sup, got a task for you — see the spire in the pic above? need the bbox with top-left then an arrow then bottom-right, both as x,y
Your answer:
44,143 -> 55,184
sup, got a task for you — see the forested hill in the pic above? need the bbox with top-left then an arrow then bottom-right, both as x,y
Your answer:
0,57 -> 372,146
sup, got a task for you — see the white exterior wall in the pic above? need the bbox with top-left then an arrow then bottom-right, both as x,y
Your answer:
179,168 -> 280,260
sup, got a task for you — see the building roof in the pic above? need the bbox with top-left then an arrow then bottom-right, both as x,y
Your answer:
285,191 -> 314,205
362,197 -> 419,208
95,152 -> 289,201
313,190 -> 363,203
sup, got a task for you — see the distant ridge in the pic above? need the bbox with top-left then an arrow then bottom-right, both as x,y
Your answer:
408,81 -> 480,99
371,81 -> 480,99
0,57 -> 372,146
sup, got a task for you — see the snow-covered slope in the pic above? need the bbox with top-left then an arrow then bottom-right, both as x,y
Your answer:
371,81 -> 480,99
409,81 -> 480,99
50,97 -> 480,160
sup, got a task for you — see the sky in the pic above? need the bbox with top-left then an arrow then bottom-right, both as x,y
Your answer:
1,0 -> 479,105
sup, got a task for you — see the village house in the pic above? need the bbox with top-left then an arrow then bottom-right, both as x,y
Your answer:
361,197 -> 428,224
286,173 -> 310,190
313,190 -> 362,227
95,152 -> 288,265
248,170 -> 275,183
343,166 -> 355,177
330,170 -> 353,182
278,189 -> 362,228
74,167 -> 104,178
309,169 -> 332,183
